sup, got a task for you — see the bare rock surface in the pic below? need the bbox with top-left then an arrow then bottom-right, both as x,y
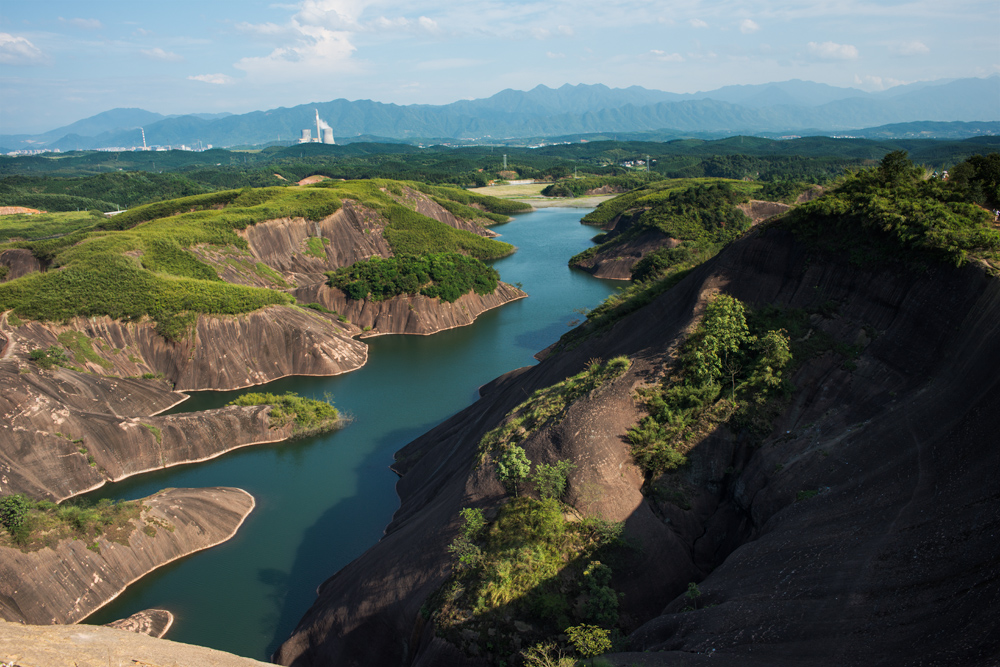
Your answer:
240,201 -> 392,285
0,357 -> 300,501
277,226 -> 1000,667
293,281 -> 527,336
0,618 -> 272,667
0,249 -> 42,282
573,229 -> 677,280
104,608 -> 173,637
0,487 -> 255,626
736,199 -> 791,224
1,305 -> 366,392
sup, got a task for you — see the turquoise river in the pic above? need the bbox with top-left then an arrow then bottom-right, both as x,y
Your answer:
83,206 -> 620,659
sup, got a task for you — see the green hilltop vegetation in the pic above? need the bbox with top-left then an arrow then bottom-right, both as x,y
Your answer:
0,180 -> 519,341
571,178 -> 758,286
565,151 -> 1000,351
327,253 -> 500,303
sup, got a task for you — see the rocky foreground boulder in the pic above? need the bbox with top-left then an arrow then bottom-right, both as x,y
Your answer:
276,224 -> 1000,666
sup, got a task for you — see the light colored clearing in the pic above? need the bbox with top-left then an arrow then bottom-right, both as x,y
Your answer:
469,183 -> 613,208
470,183 -> 548,197
297,175 -> 330,185
518,196 -> 613,208
0,206 -> 44,216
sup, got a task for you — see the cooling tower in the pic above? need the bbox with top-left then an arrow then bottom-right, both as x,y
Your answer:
322,128 -> 335,145
299,129 -> 312,143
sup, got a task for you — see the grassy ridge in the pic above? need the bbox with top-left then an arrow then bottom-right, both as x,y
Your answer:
780,151 -> 1000,268
0,210 -> 103,242
0,179 -> 514,340
570,180 -> 755,289
578,177 -> 758,228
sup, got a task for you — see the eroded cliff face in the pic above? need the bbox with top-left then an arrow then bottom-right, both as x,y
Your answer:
571,205 -> 676,281
235,200 -> 394,286
736,199 -> 791,224
0,487 -> 255,625
277,226 -> 1000,667
574,229 -> 677,280
0,248 -> 42,282
573,200 -> 790,281
293,281 -> 527,336
0,361 -> 299,500
2,305 -> 366,392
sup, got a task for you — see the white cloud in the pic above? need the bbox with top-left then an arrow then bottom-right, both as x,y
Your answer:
60,17 -> 103,30
141,47 -> 183,62
807,41 -> 858,60
854,74 -> 908,90
134,28 -> 153,37
416,16 -> 439,33
0,33 -> 46,65
188,73 -> 235,85
547,51 -> 566,59
890,40 -> 929,56
739,19 -> 759,34
557,25 -> 574,37
689,18 -> 708,28
649,49 -> 684,62
234,24 -> 357,81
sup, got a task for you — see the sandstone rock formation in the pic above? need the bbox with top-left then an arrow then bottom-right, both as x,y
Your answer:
293,281 -> 527,336
104,608 -> 173,637
736,198 -> 791,224
0,249 -> 42,282
276,225 -> 1000,666
0,487 -> 255,626
0,361 -> 299,500
0,618 -> 273,667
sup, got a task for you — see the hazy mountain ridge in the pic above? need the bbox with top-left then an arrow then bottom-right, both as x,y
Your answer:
3,77 -> 997,151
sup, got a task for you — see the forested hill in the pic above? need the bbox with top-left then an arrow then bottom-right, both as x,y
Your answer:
2,136 -> 998,213
2,78 -> 997,151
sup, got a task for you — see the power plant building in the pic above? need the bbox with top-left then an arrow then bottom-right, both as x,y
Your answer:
297,110 -> 336,144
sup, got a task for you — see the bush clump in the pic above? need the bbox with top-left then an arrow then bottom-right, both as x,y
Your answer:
0,495 -> 144,550
327,252 -> 500,303
228,391 -> 341,436
629,294 -> 792,475
432,496 -> 625,665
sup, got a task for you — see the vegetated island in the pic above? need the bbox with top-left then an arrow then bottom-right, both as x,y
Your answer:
0,179 -> 528,634
275,152 -> 1000,666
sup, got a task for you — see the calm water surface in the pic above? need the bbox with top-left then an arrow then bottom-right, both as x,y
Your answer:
83,207 -> 619,659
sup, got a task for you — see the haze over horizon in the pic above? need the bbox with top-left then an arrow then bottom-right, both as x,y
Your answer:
2,0 -> 998,135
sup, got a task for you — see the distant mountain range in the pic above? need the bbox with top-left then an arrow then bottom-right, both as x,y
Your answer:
2,77 -> 997,152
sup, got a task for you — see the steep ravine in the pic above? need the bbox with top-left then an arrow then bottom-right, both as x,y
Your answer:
276,226 -> 1000,666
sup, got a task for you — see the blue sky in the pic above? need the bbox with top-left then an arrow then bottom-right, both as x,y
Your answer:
1,0 -> 997,134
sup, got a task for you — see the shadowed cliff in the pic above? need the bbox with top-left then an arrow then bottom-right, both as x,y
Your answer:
275,215 -> 1000,666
